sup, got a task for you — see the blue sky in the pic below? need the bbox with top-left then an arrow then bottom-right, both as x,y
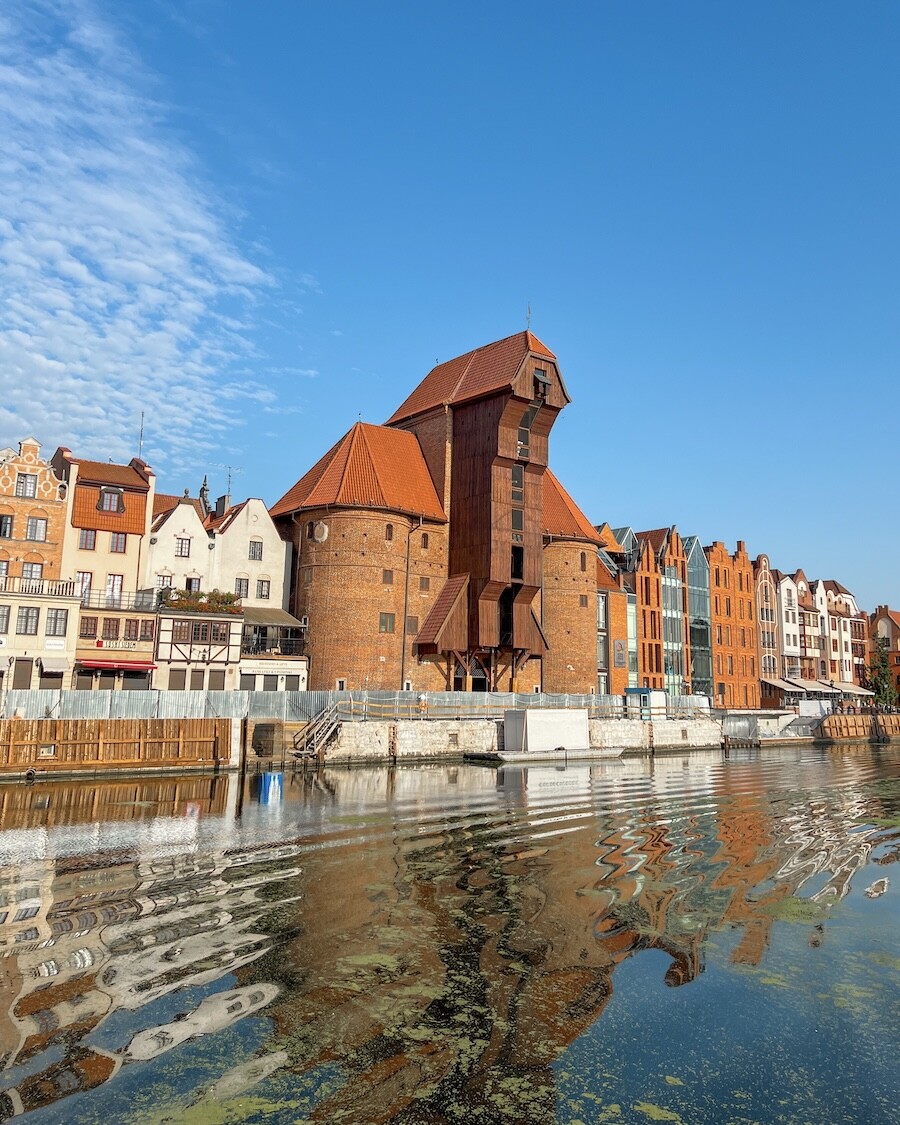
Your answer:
1,1 -> 897,609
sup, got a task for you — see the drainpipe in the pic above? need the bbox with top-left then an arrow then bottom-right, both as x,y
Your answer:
400,516 -> 423,690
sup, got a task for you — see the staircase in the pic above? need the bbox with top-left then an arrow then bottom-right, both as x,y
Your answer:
292,703 -> 341,762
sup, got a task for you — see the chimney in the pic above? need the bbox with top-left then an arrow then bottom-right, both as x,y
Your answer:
215,494 -> 229,518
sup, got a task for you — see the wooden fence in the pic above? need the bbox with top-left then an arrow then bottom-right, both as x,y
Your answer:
0,717 -> 232,774
819,713 -> 900,741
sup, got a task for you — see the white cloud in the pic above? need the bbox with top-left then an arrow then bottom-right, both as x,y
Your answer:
0,0 -> 274,475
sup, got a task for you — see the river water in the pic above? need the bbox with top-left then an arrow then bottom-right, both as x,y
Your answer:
0,747 -> 897,1124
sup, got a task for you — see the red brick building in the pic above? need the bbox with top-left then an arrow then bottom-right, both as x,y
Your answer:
273,332 -> 606,693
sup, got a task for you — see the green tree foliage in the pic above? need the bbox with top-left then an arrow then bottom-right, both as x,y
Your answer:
865,635 -> 897,708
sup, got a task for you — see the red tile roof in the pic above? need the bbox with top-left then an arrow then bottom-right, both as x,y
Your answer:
542,469 -> 601,543
204,500 -> 248,532
154,493 -> 205,519
270,422 -> 446,521
386,331 -> 557,424
71,457 -> 151,490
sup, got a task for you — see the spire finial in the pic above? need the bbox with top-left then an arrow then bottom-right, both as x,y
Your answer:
526,302 -> 532,330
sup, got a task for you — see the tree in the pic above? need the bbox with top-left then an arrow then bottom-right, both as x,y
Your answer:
865,636 -> 897,709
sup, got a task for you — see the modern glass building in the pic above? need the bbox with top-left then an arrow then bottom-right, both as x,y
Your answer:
684,535 -> 713,699
661,563 -> 687,695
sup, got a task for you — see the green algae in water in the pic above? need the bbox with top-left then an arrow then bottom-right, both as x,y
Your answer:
633,1102 -> 686,1122
761,896 -> 830,924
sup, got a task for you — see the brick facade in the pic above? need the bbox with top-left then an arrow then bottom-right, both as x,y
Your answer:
541,541 -> 597,693
706,540 -> 759,708
0,439 -> 68,582
281,508 -> 450,691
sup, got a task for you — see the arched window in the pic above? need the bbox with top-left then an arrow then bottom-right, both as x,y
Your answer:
580,551 -> 587,572
385,523 -> 394,542
306,521 -> 314,540
421,532 -> 429,550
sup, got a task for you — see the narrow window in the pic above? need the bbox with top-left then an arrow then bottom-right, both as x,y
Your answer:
249,540 -> 263,561
306,521 -> 314,540
580,551 -> 587,572
124,619 -> 139,641
110,532 -> 127,553
379,612 -> 395,633
511,464 -> 524,503
579,594 -> 589,608
511,546 -> 524,581
421,532 -> 429,550
385,523 -> 394,542
0,515 -> 11,538
419,576 -> 430,592
235,577 -> 249,598
140,620 -> 155,641
256,579 -> 270,599
382,569 -> 393,585
406,615 -> 419,637
79,528 -> 96,550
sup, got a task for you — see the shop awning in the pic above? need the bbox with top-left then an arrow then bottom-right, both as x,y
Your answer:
39,656 -> 70,673
761,676 -> 800,692
786,678 -> 839,694
827,681 -> 874,696
241,607 -> 305,627
78,659 -> 157,672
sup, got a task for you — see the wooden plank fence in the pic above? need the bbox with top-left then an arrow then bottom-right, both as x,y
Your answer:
0,717 -> 231,774
819,713 -> 900,741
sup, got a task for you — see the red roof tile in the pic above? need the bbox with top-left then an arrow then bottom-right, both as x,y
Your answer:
542,469 -> 601,543
71,457 -> 151,490
270,422 -> 446,521
387,331 -> 557,424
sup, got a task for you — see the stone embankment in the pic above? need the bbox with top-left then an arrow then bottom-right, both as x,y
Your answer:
311,716 -> 725,764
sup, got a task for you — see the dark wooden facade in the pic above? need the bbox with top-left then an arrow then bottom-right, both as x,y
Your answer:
401,347 -> 569,689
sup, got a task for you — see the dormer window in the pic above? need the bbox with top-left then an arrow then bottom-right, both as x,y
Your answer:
533,369 -> 551,399
98,487 -> 124,513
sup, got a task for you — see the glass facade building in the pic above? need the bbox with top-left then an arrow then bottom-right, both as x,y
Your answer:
661,563 -> 687,695
684,536 -> 713,698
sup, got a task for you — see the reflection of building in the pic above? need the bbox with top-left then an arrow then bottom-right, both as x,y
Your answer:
0,786 -> 296,1120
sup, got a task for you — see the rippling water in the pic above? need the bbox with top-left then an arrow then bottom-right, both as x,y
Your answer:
0,746 -> 898,1124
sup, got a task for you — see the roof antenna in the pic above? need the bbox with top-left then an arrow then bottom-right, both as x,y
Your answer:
138,410 -> 144,460
526,302 -> 532,329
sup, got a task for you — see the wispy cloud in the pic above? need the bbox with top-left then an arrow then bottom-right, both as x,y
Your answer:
0,0 -> 275,475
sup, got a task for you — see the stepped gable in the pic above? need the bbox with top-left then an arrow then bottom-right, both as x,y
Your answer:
270,421 -> 446,521
387,330 -> 558,424
542,469 -> 601,543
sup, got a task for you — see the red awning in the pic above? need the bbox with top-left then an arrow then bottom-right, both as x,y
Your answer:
78,659 -> 157,672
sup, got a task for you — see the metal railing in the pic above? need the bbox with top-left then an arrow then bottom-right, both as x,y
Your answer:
241,637 -> 305,657
78,589 -> 158,612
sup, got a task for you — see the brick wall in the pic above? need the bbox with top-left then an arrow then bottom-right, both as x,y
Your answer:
281,507 -> 449,692
0,440 -> 68,580
541,540 -> 597,694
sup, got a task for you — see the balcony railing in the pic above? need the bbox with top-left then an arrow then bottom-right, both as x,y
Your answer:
0,576 -> 79,598
79,589 -> 158,612
241,635 -> 306,657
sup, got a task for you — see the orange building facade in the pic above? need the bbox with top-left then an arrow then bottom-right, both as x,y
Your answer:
705,540 -> 758,708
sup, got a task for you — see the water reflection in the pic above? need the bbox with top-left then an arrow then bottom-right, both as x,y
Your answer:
0,749 -> 897,1123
